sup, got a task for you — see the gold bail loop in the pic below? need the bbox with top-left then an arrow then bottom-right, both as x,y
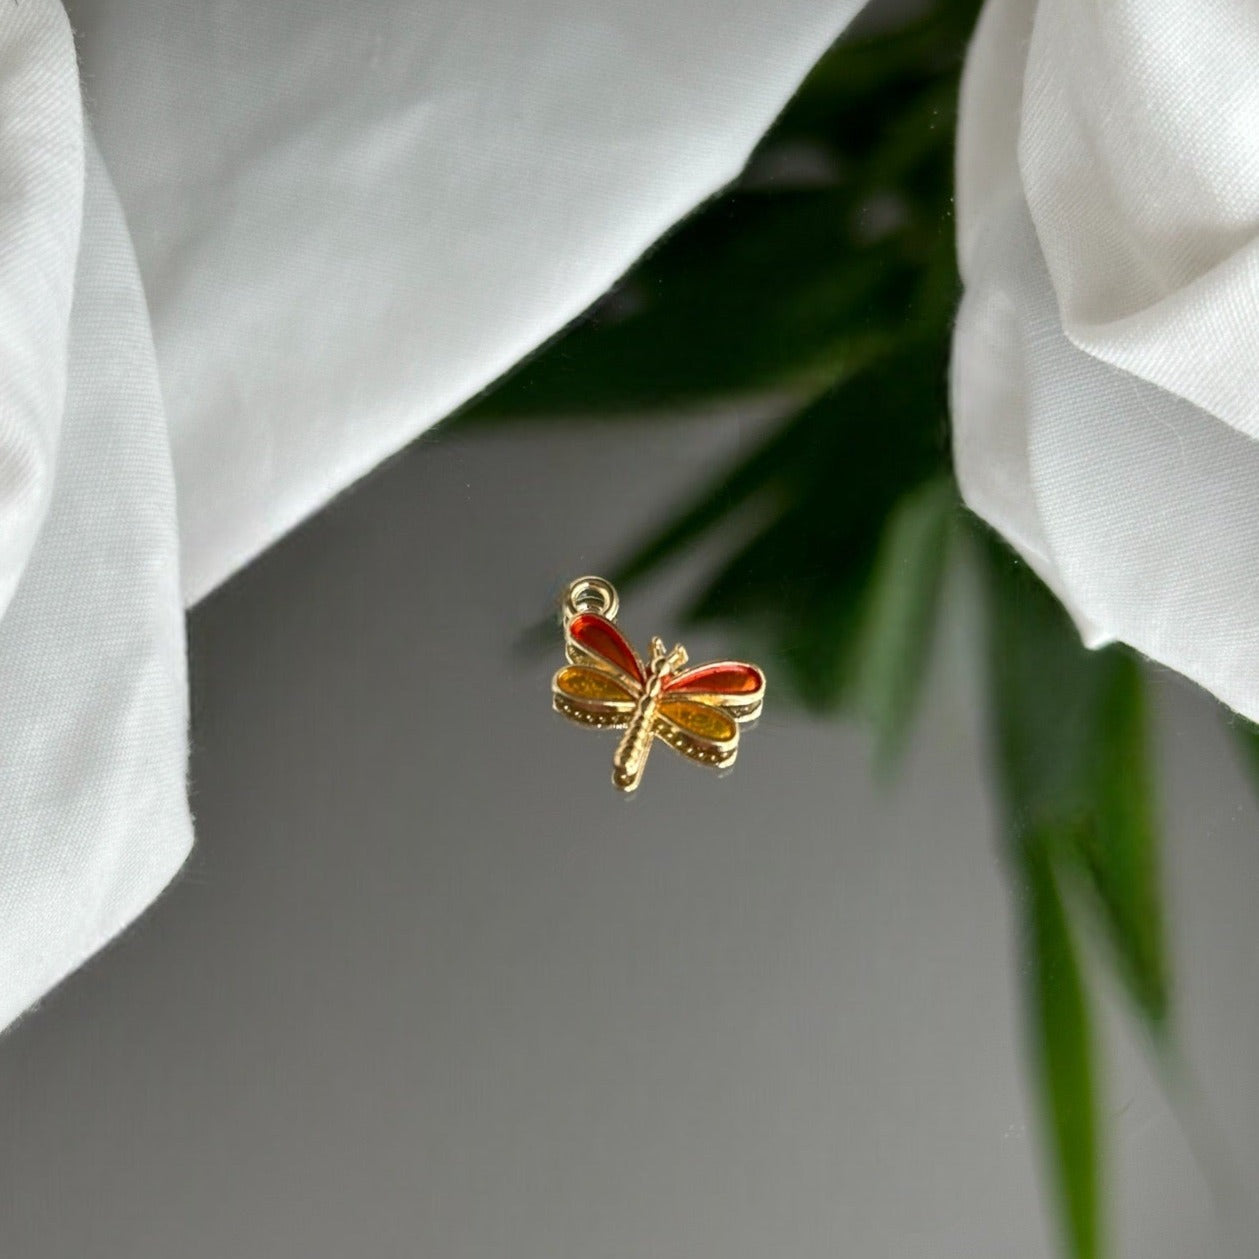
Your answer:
562,576 -> 619,624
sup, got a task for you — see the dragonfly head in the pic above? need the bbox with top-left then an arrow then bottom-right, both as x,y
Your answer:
648,637 -> 689,680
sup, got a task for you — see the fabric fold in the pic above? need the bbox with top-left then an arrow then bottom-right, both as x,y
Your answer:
953,0 -> 1259,723
0,1 -> 81,620
1019,0 -> 1259,437
0,132 -> 192,1032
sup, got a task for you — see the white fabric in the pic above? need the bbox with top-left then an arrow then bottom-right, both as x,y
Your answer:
0,3 -> 79,621
0,0 -> 863,1030
953,0 -> 1259,720
0,5 -> 186,1032
0,24 -> 191,1035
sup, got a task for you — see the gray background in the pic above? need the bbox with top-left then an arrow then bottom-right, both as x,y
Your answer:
1,413 -> 1257,1257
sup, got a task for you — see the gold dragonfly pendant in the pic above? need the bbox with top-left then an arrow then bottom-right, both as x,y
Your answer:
552,577 -> 765,792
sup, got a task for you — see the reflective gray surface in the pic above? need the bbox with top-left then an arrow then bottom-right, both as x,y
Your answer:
1,416 -> 1257,1257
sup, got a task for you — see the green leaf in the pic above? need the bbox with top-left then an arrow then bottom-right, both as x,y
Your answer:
982,533 -> 1169,1035
982,531 -> 1177,1258
853,474 -> 954,766
1226,716 -> 1259,799
1076,657 -> 1169,1032
1023,844 -> 1103,1259
608,335 -> 943,562
983,546 -> 1104,832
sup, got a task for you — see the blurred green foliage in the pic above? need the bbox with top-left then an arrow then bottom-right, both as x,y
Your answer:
452,4 -> 1180,1257
984,537 -> 1167,1259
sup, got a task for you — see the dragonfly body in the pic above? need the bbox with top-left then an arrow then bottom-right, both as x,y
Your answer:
612,638 -> 687,791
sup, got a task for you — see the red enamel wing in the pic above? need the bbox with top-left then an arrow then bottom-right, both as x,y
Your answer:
552,610 -> 765,792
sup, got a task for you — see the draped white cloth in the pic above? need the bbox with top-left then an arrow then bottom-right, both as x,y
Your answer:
0,0 -> 861,1031
3,0 -> 1256,1030
952,0 -> 1259,720
0,18 -> 188,1035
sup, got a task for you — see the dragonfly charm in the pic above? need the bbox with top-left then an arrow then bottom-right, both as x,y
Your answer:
552,577 -> 765,792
